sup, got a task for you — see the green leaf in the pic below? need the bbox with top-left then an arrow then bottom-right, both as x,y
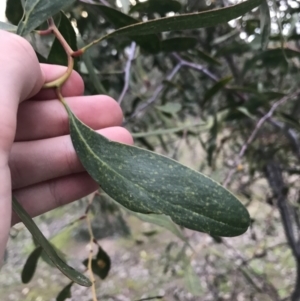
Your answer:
203,76 -> 233,105
5,0 -> 23,25
12,196 -> 91,287
129,0 -> 182,16
84,4 -> 160,53
130,212 -> 188,243
155,103 -> 182,115
260,0 -> 271,50
0,21 -> 17,32
56,282 -> 73,301
47,12 -> 78,68
81,50 -> 108,94
195,49 -> 221,66
207,113 -> 218,167
17,0 -> 75,36
160,37 -> 197,52
21,246 -> 43,284
64,104 -> 250,237
243,48 -> 300,74
82,246 -> 111,279
184,261 -> 203,296
40,246 -> 66,268
107,0 -> 263,37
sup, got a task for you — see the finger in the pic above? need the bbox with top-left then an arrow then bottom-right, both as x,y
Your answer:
31,64 -> 84,100
0,30 -> 45,261
16,95 -> 123,141
10,127 -> 133,190
12,173 -> 98,225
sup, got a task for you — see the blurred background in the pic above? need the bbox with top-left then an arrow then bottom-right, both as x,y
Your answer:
1,0 -> 300,300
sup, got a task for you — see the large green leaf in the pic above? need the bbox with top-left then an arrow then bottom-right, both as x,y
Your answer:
64,104 -> 250,237
47,12 -> 78,68
105,0 -> 262,37
12,197 -> 91,287
17,0 -> 75,36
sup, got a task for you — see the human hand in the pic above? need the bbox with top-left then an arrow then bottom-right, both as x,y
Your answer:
0,30 -> 133,262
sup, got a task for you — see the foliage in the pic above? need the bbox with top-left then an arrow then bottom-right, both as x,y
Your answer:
2,0 -> 300,300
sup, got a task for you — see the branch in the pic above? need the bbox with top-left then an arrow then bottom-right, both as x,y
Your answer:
173,53 -> 247,103
118,42 -> 136,104
223,90 -> 300,187
173,53 -> 218,81
125,62 -> 182,122
264,162 -> 300,301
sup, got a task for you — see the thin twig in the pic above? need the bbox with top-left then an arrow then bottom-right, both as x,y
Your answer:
118,42 -> 136,104
173,53 -> 218,81
222,90 -> 300,187
126,62 -> 182,122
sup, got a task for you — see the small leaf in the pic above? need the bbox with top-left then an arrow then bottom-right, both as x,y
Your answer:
196,49 -> 221,66
207,113 -> 218,167
203,76 -> 233,105
81,49 -> 107,94
21,246 -> 43,284
130,212 -> 188,243
47,12 -> 78,68
83,246 -> 111,279
56,282 -> 73,301
155,103 -> 182,115
12,197 -> 91,287
260,0 -> 271,50
17,0 -> 76,36
0,21 -> 17,32
64,104 -> 250,237
160,37 -> 197,52
184,262 -> 203,296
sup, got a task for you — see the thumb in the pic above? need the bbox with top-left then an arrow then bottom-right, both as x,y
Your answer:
0,30 -> 45,154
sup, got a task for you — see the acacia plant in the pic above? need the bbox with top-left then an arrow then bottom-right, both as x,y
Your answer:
0,0 -> 273,299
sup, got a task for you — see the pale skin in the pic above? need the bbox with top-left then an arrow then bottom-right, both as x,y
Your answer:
0,30 -> 133,262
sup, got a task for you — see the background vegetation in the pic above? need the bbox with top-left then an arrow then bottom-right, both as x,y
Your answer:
1,0 -> 300,300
